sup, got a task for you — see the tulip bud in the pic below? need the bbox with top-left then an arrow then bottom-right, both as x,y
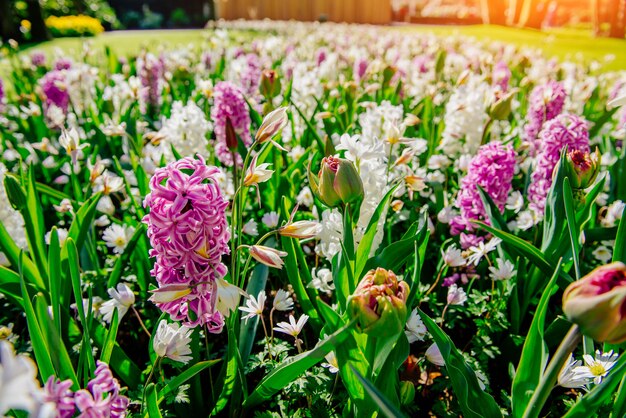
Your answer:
347,268 -> 409,338
488,90 -> 516,121
260,69 -> 281,99
382,65 -> 397,87
309,156 -> 364,208
564,148 -> 600,190
255,107 -> 289,144
562,262 -> 626,344
225,117 -> 238,150
249,245 -> 288,269
278,220 -> 321,239
435,50 -> 447,79
149,284 -> 192,304
243,155 -> 274,187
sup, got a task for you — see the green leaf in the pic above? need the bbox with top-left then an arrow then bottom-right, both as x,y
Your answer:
66,238 -> 96,376
477,185 -> 510,232
107,224 -> 147,288
211,320 -> 245,415
355,184 -> 400,278
65,193 -> 101,258
563,351 -> 626,418
418,309 -> 502,418
48,227 -> 62,337
33,292 -> 79,389
36,182 -> 71,201
351,365 -> 407,418
613,205 -> 626,263
101,307 -> 120,364
146,383 -> 163,418
363,216 -> 428,275
158,360 -> 221,403
19,253 -> 55,381
0,222 -> 44,289
473,221 -> 573,288
239,264 -> 268,366
244,320 -> 354,408
511,261 -> 561,418
281,235 -> 322,330
611,374 -> 626,418
91,322 -> 142,388
562,178 -> 581,279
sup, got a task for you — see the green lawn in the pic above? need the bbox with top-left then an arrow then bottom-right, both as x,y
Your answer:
3,24 -> 626,73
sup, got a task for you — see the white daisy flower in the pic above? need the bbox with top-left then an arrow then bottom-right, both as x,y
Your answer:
405,309 -> 427,343
102,224 -> 135,254
489,258 -> 517,281
272,289 -> 294,312
153,320 -> 193,364
574,350 -> 619,384
239,291 -> 266,323
100,283 -> 135,323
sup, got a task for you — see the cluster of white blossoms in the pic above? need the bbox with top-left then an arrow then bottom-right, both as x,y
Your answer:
155,100 -> 212,161
439,74 -> 490,156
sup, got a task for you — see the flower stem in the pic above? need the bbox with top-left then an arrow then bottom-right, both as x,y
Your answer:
132,306 -> 152,338
423,263 -> 446,299
141,357 -> 161,414
522,325 -> 581,418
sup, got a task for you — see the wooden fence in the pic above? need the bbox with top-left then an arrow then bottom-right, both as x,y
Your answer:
214,0 -> 392,25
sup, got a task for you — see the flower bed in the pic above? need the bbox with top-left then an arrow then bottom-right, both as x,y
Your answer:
0,20 -> 625,417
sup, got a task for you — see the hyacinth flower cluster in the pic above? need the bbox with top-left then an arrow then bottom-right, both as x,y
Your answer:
137,53 -> 164,113
0,77 -> 5,112
40,70 -> 70,113
528,114 -> 590,215
44,361 -> 129,417
492,61 -> 511,92
143,155 -> 231,330
523,80 -> 567,154
211,81 -> 252,166
450,141 -> 517,244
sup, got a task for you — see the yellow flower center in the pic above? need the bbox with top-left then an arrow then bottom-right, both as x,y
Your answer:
115,237 -> 126,247
589,363 -> 606,376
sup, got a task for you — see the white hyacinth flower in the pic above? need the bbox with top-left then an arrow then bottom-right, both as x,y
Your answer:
0,341 -> 46,416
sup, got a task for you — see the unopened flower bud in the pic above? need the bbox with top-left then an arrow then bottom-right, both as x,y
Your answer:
278,220 -> 321,239
309,156 -> 364,208
255,107 -> 288,144
562,262 -> 626,344
488,90 -> 516,121
225,117 -> 238,150
260,69 -> 281,99
564,148 -> 600,190
347,268 -> 409,337
249,245 -> 288,269
149,284 -> 192,304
